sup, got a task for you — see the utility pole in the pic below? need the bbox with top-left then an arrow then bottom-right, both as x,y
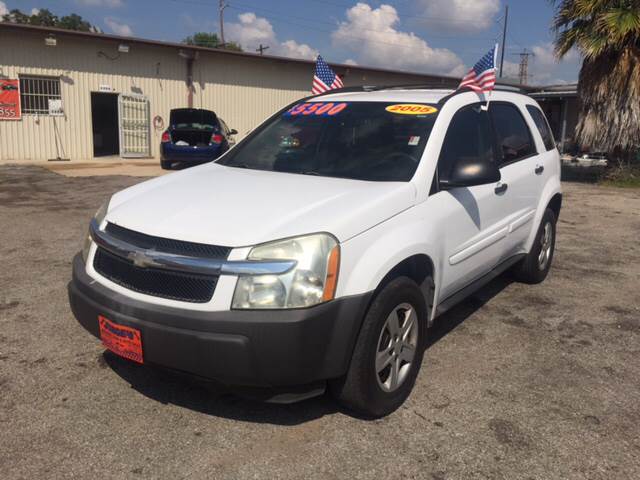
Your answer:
218,0 -> 228,45
256,44 -> 270,55
499,4 -> 508,78
515,49 -> 533,85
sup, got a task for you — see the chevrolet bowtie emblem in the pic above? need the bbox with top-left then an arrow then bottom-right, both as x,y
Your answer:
127,251 -> 161,269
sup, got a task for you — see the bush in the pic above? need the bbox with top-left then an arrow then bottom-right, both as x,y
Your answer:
601,164 -> 640,188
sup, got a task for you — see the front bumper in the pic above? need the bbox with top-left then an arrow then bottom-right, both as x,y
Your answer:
68,254 -> 371,387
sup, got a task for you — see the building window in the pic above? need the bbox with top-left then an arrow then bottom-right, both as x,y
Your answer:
19,75 -> 62,115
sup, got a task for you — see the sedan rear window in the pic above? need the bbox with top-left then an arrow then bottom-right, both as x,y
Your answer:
218,102 -> 438,181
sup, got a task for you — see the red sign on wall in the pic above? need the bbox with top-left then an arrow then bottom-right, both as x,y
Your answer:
0,79 -> 21,120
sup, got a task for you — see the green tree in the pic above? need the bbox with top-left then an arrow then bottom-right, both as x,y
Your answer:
2,9 -> 31,24
30,8 -> 59,27
1,8 -> 95,32
182,32 -> 243,51
57,14 -> 93,32
552,0 -> 640,164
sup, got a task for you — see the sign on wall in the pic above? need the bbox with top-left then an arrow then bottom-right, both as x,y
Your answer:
0,79 -> 21,120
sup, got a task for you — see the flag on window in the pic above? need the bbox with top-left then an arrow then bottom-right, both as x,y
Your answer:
458,45 -> 498,93
312,55 -> 344,95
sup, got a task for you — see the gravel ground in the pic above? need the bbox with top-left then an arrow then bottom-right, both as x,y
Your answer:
1,165 -> 639,480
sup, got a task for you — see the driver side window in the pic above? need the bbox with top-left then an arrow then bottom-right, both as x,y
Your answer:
438,103 -> 495,183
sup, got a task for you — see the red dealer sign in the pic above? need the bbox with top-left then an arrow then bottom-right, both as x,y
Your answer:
0,79 -> 21,120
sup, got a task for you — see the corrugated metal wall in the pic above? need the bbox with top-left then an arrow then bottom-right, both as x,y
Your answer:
0,28 -> 456,162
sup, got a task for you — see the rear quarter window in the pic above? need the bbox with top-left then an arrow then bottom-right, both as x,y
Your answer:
526,105 -> 556,151
489,103 -> 536,165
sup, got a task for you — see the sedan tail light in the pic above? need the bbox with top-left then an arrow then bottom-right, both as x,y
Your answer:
161,131 -> 171,143
211,134 -> 224,144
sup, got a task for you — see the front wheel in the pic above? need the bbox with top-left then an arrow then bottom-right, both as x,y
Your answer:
330,276 -> 428,418
512,208 -> 557,284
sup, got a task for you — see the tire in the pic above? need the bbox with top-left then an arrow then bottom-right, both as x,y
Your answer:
160,160 -> 172,170
330,276 -> 428,418
512,208 -> 557,284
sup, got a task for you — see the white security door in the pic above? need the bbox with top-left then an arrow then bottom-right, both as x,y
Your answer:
118,93 -> 150,158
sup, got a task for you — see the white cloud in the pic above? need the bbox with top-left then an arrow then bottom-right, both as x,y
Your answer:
279,40 -> 318,60
331,3 -> 464,75
31,8 -> 40,15
0,2 -> 8,17
77,0 -> 124,7
497,43 -> 580,85
344,58 -> 358,66
226,12 -> 318,60
104,17 -> 132,36
418,0 -> 500,32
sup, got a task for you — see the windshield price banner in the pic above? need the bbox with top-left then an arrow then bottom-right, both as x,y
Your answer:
284,102 -> 348,117
0,79 -> 21,120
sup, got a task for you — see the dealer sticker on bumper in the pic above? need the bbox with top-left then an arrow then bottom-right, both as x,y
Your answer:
98,315 -> 143,364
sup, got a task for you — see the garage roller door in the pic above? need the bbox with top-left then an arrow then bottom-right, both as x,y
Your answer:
118,94 -> 150,158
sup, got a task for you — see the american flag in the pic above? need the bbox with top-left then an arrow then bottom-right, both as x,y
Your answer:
458,45 -> 498,93
312,55 -> 344,94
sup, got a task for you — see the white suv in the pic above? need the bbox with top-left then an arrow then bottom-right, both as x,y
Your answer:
69,87 -> 562,417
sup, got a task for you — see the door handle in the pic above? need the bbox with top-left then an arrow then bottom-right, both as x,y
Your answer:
494,182 -> 508,195
535,165 -> 544,175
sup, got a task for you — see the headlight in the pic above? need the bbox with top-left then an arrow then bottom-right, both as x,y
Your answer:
232,233 -> 340,309
81,198 -> 110,262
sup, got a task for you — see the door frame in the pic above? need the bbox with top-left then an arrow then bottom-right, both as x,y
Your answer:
118,93 -> 151,158
89,91 -> 120,158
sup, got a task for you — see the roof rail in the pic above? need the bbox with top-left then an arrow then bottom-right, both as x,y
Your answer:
311,83 -> 527,98
311,85 -> 379,98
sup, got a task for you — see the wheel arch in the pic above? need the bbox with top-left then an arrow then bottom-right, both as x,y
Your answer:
373,254 -> 436,327
547,192 -> 562,220
525,181 -> 562,252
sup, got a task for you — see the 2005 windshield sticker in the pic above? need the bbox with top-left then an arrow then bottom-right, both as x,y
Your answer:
284,102 -> 349,117
386,104 -> 438,115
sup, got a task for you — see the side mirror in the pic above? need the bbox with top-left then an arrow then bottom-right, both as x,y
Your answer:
439,157 -> 501,189
229,128 -> 238,135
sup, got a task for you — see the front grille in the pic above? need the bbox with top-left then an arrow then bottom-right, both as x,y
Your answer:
105,223 -> 230,259
94,248 -> 218,303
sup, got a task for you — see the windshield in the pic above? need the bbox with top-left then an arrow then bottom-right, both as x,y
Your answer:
218,101 -> 438,181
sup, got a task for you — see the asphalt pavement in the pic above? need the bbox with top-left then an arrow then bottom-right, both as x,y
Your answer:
1,165 -> 639,479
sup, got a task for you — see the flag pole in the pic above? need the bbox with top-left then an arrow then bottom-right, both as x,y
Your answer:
481,43 -> 499,112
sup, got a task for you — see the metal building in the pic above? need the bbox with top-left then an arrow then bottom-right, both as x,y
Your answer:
0,23 -> 459,163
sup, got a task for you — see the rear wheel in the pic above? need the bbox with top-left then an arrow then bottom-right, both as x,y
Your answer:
330,276 -> 428,418
512,208 -> 556,284
160,160 -> 173,170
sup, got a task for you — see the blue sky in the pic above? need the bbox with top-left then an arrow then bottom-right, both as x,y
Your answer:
1,0 -> 581,84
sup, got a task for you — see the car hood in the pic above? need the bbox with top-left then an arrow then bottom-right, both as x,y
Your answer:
107,163 -> 416,247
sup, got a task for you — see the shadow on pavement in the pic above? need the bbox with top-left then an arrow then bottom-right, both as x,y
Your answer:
427,275 -> 513,348
104,350 -> 339,426
104,274 -> 514,425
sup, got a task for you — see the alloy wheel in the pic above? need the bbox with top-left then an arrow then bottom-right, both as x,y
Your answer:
375,303 -> 419,392
538,221 -> 553,270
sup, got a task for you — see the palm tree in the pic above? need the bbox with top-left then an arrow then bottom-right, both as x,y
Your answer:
552,0 -> 640,164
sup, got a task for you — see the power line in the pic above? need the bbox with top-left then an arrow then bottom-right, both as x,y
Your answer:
228,0 -> 498,41
218,0 -> 228,44
304,0 -> 502,27
223,4 -> 494,54
513,49 -> 534,85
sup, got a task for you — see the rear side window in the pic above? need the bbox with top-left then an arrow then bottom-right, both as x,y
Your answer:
489,103 -> 536,164
438,103 -> 495,183
526,105 -> 556,151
